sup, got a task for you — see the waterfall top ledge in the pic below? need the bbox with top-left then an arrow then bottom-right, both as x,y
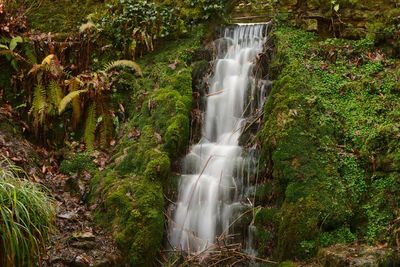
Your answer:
234,21 -> 272,26
226,20 -> 272,26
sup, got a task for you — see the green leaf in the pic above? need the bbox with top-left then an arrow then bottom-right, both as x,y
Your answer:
0,44 -> 8,50
334,4 -> 340,12
9,36 -> 23,51
103,59 -> 142,75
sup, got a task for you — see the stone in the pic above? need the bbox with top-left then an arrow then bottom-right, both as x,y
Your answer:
71,240 -> 97,250
302,19 -> 318,32
72,254 -> 91,267
72,231 -> 96,241
57,211 -> 78,220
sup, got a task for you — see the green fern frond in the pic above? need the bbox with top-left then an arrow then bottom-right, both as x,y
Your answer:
41,54 -> 55,66
30,84 -> 47,133
58,89 -> 88,114
84,103 -> 97,151
103,60 -> 142,75
48,80 -> 64,111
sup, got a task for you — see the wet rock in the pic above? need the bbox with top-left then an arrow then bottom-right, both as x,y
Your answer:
71,240 -> 96,250
302,19 -> 318,32
72,231 -> 96,241
58,211 -> 79,220
71,254 -> 91,267
318,244 -> 399,267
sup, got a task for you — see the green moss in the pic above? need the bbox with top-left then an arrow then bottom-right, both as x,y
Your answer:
143,150 -> 171,181
279,261 -> 297,267
95,176 -> 164,266
257,26 -> 400,260
164,114 -> 190,157
90,32 -> 201,265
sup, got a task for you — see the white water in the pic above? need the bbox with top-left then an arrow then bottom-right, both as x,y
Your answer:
169,23 -> 270,253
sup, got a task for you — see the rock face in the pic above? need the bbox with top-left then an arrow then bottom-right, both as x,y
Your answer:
255,22 -> 400,263
319,245 -> 399,267
232,0 -> 400,56
276,0 -> 400,40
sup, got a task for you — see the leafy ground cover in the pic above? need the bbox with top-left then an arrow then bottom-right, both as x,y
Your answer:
256,25 -> 400,261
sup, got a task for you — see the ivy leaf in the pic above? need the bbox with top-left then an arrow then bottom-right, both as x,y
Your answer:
9,36 -> 23,51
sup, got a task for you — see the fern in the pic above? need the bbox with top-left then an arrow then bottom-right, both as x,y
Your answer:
97,102 -> 114,148
84,103 -> 97,151
30,84 -> 47,133
58,89 -> 88,114
99,115 -> 113,148
103,60 -> 142,75
48,80 -> 63,114
41,54 -> 55,65
69,78 -> 82,129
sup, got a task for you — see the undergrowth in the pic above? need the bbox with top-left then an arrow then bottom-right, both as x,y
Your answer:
257,25 -> 400,260
0,157 -> 55,267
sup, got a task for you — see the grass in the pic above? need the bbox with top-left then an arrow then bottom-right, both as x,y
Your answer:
0,156 -> 55,267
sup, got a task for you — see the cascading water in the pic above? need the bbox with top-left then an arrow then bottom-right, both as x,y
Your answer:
169,22 -> 271,253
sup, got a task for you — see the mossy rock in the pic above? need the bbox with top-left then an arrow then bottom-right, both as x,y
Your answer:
90,33 -> 201,265
94,174 -> 164,266
256,26 -> 400,261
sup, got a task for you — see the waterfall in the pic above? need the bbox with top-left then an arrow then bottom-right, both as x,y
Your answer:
169,22 -> 270,253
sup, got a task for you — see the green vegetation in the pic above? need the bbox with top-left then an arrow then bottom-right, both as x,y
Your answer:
2,0 -> 399,265
25,0 -> 104,33
0,157 -> 55,267
0,0 -> 227,264
257,25 -> 400,260
90,32 -> 203,266
59,152 -> 96,175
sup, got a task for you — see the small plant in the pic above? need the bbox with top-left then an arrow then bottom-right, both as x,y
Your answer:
330,0 -> 340,13
98,0 -> 182,54
0,36 -> 27,70
27,52 -> 140,149
0,156 -> 55,267
28,54 -> 65,136
59,153 -> 96,175
58,60 -> 142,150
